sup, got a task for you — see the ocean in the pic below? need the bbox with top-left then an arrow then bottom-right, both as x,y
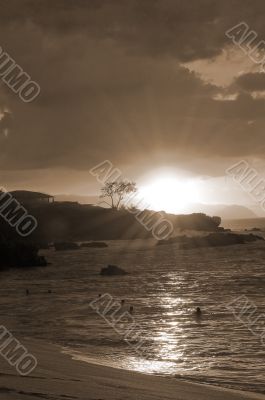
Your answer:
0,236 -> 265,394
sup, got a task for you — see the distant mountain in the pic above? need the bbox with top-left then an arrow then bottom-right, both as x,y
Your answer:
217,205 -> 257,220
55,195 -> 256,220
191,204 -> 257,220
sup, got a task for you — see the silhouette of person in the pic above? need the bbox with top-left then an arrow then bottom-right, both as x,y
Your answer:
195,307 -> 202,322
196,307 -> 202,315
129,305 -> 134,314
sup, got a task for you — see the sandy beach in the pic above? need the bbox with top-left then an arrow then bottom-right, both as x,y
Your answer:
0,339 -> 264,400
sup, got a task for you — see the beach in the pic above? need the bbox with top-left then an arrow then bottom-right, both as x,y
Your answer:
1,241 -> 265,393
0,338 -> 264,400
2,0 -> 265,398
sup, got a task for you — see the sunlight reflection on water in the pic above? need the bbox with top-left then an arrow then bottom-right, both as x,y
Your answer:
0,239 -> 264,393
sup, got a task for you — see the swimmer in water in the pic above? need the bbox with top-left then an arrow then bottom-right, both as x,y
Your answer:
195,307 -> 202,322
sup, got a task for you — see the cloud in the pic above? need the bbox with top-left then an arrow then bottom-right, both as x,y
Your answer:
1,0 -> 265,189
234,73 -> 265,92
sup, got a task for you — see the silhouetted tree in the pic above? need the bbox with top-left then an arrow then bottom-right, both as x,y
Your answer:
100,181 -> 137,209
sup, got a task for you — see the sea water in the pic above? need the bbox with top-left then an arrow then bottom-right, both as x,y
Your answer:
0,238 -> 264,394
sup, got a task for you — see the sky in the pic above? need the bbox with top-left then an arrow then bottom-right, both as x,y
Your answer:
1,0 -> 265,214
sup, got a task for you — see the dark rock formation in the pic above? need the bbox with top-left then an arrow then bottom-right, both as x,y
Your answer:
100,265 -> 128,276
38,242 -> 51,249
0,241 -> 47,269
181,233 -> 264,248
0,200 -> 223,243
54,242 -> 79,251
81,241 -> 108,248
157,232 -> 264,249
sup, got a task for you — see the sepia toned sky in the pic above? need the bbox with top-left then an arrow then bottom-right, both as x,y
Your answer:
1,0 -> 265,211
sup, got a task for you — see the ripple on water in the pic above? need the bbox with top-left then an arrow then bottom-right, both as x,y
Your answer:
0,239 -> 264,394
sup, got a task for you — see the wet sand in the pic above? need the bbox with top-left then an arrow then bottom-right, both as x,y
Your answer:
0,339 -> 264,400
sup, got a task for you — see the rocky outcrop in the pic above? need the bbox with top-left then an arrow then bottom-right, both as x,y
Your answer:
0,201 -> 223,243
0,241 -> 47,269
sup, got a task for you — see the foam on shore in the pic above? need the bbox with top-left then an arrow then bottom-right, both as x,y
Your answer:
0,338 -> 264,400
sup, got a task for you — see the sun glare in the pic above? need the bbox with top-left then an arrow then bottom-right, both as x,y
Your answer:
138,175 -> 201,213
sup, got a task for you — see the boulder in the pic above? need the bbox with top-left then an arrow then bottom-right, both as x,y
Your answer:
37,242 -> 51,250
0,241 -> 48,269
100,265 -> 128,276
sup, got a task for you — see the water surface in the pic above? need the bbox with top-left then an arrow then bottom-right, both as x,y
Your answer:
0,238 -> 264,393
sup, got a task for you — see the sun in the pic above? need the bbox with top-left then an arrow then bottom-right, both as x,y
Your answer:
138,175 -> 201,214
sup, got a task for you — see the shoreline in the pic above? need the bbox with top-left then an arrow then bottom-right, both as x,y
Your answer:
64,346 -> 263,394
0,338 -> 264,400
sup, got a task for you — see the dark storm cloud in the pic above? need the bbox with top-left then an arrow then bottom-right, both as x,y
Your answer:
1,0 -> 264,62
0,0 -> 225,61
234,73 -> 265,92
1,0 -> 265,181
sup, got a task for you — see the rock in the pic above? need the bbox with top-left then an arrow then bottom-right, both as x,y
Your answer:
243,233 -> 264,242
0,241 -> 48,269
100,265 -> 128,276
157,232 -> 264,249
217,227 -> 231,232
37,242 -> 51,250
81,241 -> 108,248
54,242 -> 79,251
35,255 -> 48,266
180,233 -> 264,249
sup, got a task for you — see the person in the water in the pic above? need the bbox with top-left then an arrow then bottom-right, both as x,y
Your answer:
196,307 -> 202,315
